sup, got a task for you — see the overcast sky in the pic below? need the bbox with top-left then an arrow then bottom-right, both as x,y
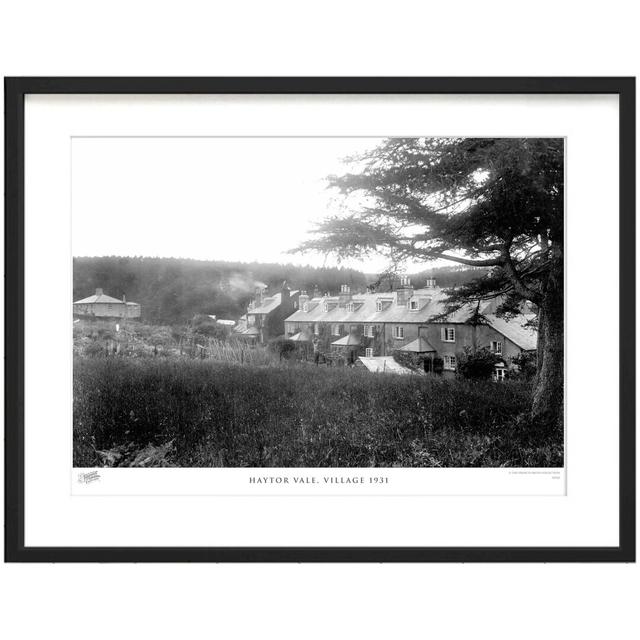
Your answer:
72,136 -> 418,274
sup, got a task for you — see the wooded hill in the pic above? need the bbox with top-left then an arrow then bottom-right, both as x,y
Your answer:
73,256 -> 487,325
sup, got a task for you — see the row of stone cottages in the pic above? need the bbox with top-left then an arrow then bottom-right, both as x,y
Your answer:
234,277 -> 537,378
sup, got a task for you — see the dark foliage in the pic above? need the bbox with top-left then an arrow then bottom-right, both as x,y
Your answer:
457,347 -> 503,380
74,358 -> 562,468
74,256 -> 487,326
510,351 -> 538,380
73,256 -> 369,325
191,314 -> 229,340
268,335 -> 297,359
392,350 -> 426,373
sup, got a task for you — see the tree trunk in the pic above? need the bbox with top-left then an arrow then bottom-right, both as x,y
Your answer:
531,267 -> 563,428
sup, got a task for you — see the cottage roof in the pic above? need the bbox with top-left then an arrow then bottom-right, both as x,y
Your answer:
74,292 -> 127,305
284,287 -> 538,352
247,290 -> 299,315
331,333 -> 362,346
285,287 -> 490,325
398,336 -> 437,353
289,331 -> 311,342
485,314 -> 538,351
358,356 -> 413,375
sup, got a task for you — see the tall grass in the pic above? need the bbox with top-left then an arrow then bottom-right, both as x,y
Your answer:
73,357 -> 562,468
198,338 -> 280,366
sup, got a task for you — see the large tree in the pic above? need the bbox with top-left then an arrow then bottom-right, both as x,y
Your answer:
296,138 -> 564,427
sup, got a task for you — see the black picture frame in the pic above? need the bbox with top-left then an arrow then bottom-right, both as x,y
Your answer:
4,77 -> 635,563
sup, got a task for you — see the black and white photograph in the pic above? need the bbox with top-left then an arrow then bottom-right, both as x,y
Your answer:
72,135 -> 564,470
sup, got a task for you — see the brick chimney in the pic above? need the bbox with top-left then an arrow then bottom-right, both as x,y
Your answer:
95,288 -> 103,296
338,284 -> 352,308
280,280 -> 290,304
396,275 -> 413,306
254,285 -> 265,307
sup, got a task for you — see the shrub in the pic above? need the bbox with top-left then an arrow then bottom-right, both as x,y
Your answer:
510,351 -> 538,380
268,335 -> 297,360
192,314 -> 228,340
392,350 -> 425,373
457,347 -> 503,380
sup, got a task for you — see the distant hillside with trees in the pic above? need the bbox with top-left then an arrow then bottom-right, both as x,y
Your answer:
73,256 -> 486,325
73,257 -> 368,324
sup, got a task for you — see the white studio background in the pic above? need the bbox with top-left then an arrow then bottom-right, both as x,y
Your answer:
0,2 -> 638,640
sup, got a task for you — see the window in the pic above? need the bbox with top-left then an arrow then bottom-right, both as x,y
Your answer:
314,323 -> 319,335
376,300 -> 383,312
332,324 -> 341,336
443,355 -> 457,370
365,347 -> 373,358
441,327 -> 456,342
346,302 -> 355,312
323,302 -> 329,312
494,367 -> 506,381
364,324 -> 374,338
491,340 -> 503,355
394,326 -> 404,339
107,304 -> 113,311
409,299 -> 419,310
293,301 -> 298,309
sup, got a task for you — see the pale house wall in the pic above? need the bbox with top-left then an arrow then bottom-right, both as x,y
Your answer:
384,322 -> 529,367
74,302 -> 141,319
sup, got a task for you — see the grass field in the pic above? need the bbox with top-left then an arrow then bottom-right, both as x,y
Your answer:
73,357 -> 563,468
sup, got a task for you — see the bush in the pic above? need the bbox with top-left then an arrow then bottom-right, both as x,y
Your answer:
192,314 -> 228,340
392,350 -> 425,373
268,335 -> 297,360
510,351 -> 538,380
457,347 -> 503,380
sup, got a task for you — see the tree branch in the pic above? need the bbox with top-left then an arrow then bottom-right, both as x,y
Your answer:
421,251 -> 504,267
501,243 -> 543,304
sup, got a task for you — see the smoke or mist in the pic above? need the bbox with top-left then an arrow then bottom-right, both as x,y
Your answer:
227,272 -> 267,298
